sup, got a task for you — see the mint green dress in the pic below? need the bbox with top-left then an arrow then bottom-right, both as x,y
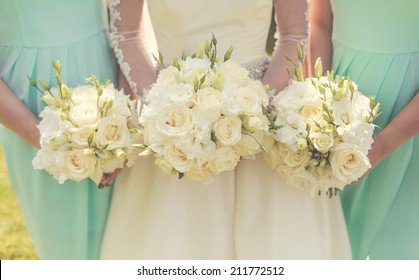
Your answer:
331,0 -> 419,259
0,0 -> 115,259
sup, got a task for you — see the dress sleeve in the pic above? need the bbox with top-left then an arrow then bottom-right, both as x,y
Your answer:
274,0 -> 309,52
107,0 -> 156,98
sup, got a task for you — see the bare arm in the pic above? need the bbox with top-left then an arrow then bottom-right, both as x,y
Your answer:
369,92 -> 419,167
264,0 -> 309,92
308,0 -> 333,74
0,80 -> 40,149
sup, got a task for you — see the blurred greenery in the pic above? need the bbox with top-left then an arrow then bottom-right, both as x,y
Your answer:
0,144 -> 37,260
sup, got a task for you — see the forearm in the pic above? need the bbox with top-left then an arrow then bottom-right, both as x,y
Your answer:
108,0 -> 156,98
0,81 -> 40,149
376,92 -> 419,159
308,0 -> 333,74
264,0 -> 309,92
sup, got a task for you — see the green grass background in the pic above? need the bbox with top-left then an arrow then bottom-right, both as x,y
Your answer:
0,145 -> 37,260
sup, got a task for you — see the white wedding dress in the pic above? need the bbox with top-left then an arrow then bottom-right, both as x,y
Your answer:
101,0 -> 352,259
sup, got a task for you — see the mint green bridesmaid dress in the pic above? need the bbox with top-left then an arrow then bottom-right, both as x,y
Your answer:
331,0 -> 419,259
0,0 -> 116,259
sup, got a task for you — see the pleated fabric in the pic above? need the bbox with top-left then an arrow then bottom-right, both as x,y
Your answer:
0,0 -> 116,259
331,0 -> 419,259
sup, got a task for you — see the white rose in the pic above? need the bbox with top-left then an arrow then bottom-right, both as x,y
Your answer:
156,105 -> 196,137
181,57 -> 211,85
157,66 -> 182,85
176,135 -> 216,165
299,100 -> 325,126
234,130 -> 264,159
234,86 -> 263,114
273,79 -> 319,112
163,143 -> 194,173
70,85 -> 98,104
96,114 -> 131,150
283,147 -> 309,168
218,60 -> 249,87
241,114 -> 269,132
63,149 -> 100,183
247,80 -> 270,106
70,126 -> 95,147
212,115 -> 242,146
208,146 -> 240,174
329,142 -> 371,183
168,83 -> 195,108
185,162 -> 213,182
220,94 -> 241,116
309,131 -> 334,153
69,101 -> 100,127
195,87 -> 223,123
287,168 -> 319,196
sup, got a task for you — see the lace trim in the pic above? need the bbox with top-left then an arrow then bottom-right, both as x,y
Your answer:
273,0 -> 309,54
107,0 -> 138,95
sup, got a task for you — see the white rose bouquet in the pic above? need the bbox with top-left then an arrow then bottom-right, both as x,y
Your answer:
265,46 -> 381,195
138,36 -> 271,182
31,61 -> 141,186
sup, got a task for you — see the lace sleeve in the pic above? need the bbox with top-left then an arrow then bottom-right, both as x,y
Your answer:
264,0 -> 310,92
107,0 -> 156,98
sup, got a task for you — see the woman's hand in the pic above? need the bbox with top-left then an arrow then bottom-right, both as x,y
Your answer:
100,168 -> 123,187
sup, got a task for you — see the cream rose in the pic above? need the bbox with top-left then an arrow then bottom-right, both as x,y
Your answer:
70,85 -> 98,104
212,116 -> 242,146
96,114 -> 130,150
164,143 -> 194,173
168,83 -> 195,108
70,126 -> 95,147
287,168 -> 319,196
218,60 -> 249,87
329,143 -> 371,183
234,86 -> 263,114
156,106 -> 195,137
234,131 -> 264,159
195,87 -> 223,123
63,149 -> 98,183
185,162 -> 213,182
208,146 -> 240,174
283,147 -> 309,167
69,101 -> 100,127
309,131 -> 334,153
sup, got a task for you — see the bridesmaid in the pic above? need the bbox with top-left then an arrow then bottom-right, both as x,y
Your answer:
0,0 -> 116,259
310,0 -> 419,259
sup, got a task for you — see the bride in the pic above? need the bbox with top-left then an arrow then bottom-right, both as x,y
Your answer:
100,0 -> 352,259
